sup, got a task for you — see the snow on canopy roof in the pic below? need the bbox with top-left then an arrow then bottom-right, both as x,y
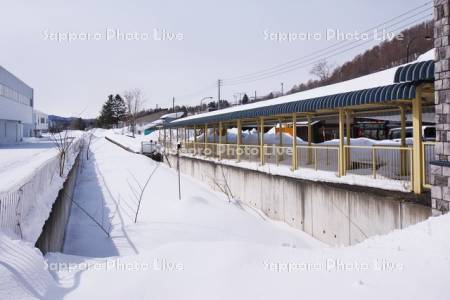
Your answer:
168,49 -> 434,127
138,119 -> 164,130
160,112 -> 185,119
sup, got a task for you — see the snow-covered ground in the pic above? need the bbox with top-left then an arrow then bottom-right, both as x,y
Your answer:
107,130 -> 414,192
0,132 -> 85,192
1,132 -> 449,300
63,132 -> 320,257
0,131 -> 85,242
101,128 -> 159,153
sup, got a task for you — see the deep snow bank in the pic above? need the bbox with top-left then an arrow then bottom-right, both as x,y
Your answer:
0,233 -> 63,299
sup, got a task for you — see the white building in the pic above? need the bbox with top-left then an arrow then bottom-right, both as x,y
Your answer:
0,66 -> 34,144
33,110 -> 48,136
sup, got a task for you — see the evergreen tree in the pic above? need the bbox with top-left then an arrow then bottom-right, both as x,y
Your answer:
98,94 -> 128,128
98,95 -> 115,128
112,94 -> 127,124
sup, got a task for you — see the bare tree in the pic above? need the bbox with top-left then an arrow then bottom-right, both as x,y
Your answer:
127,164 -> 160,223
123,88 -> 145,138
50,130 -> 75,176
310,60 -> 334,81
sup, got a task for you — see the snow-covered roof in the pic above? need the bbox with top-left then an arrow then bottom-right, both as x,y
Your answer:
160,112 -> 185,119
138,119 -> 164,130
169,49 -> 434,127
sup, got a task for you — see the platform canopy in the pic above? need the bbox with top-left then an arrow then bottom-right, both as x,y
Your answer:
166,50 -> 435,128
394,60 -> 434,83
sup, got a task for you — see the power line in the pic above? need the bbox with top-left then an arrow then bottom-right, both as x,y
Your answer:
223,11 -> 432,85
222,13 -> 432,86
171,2 -> 433,107
222,1 -> 432,83
175,82 -> 217,99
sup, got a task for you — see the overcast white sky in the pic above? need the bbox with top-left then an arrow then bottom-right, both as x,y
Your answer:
0,0 -> 431,118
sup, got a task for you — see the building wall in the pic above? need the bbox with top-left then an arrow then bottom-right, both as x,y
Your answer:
0,96 -> 33,125
33,111 -> 49,133
0,66 -> 34,143
431,0 -> 450,213
0,120 -> 21,143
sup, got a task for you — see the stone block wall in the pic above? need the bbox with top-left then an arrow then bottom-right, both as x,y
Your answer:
432,0 -> 450,213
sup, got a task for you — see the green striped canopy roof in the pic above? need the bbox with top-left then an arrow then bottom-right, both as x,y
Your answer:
167,60 -> 434,127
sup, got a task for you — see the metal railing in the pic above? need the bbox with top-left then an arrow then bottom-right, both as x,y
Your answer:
168,139 -> 436,191
344,145 -> 413,187
297,145 -> 339,174
263,145 -> 292,166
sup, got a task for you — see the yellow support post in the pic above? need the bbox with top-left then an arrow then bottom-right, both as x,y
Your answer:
307,114 -> 312,165
399,105 -> 407,176
193,125 -> 197,155
204,124 -> 207,156
237,119 -> 242,162
338,109 -> 345,177
219,122 -> 223,160
225,123 -> 228,144
346,110 -> 352,170
163,128 -> 167,149
260,117 -> 265,165
292,114 -> 297,170
412,87 -> 423,194
278,119 -> 284,162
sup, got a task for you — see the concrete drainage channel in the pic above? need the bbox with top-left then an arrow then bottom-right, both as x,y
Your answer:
35,152 -> 81,254
36,136 -> 150,254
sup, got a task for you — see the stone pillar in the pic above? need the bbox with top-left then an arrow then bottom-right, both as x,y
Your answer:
431,0 -> 450,213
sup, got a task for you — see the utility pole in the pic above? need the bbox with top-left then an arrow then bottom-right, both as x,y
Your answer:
281,83 -> 284,96
217,79 -> 221,110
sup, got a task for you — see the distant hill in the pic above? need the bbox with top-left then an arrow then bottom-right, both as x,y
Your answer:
48,115 -> 96,131
286,21 -> 433,95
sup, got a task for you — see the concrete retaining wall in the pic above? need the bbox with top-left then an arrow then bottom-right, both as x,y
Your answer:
35,152 -> 80,253
167,155 -> 432,246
